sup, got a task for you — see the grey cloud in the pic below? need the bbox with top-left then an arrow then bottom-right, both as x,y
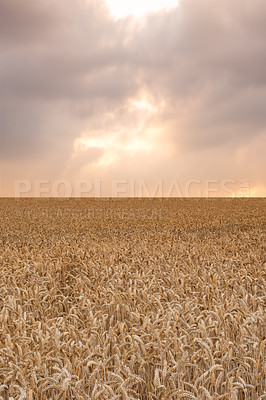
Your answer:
1,0 -> 266,190
0,0 -> 129,159
0,98 -> 82,160
131,0 -> 266,153
0,0 -> 64,45
135,0 -> 266,93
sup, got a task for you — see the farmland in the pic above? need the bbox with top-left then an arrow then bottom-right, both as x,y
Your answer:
0,198 -> 265,399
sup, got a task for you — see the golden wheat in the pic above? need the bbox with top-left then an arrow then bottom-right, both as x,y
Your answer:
0,198 -> 265,399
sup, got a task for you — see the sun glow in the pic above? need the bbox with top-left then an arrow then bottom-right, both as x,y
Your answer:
71,91 -> 168,168
73,127 -> 160,168
104,0 -> 178,19
231,186 -> 266,198
129,95 -> 157,113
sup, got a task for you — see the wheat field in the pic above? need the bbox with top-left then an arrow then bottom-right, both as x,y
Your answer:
0,198 -> 265,400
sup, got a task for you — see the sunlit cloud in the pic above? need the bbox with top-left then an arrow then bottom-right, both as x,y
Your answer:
73,125 -> 163,169
71,91 -> 168,169
104,0 -> 179,19
129,93 -> 159,113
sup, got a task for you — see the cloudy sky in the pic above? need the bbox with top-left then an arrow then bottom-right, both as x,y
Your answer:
1,0 -> 265,196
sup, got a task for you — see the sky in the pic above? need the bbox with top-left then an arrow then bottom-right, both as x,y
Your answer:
0,0 -> 266,196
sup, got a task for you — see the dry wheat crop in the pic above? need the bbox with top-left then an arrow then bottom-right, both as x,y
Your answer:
0,198 -> 265,399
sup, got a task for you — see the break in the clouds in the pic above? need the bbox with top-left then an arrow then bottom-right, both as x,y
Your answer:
1,0 -> 266,195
